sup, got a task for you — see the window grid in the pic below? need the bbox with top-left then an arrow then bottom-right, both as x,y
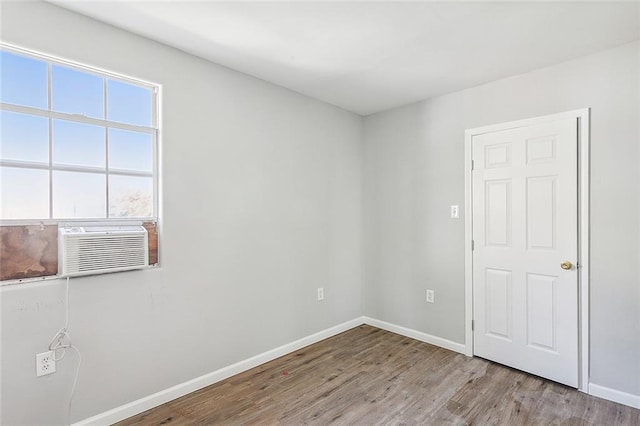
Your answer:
104,77 -> 110,220
47,62 -> 54,219
0,45 -> 159,222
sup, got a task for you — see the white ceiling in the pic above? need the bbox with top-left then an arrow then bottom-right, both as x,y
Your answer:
51,1 -> 640,116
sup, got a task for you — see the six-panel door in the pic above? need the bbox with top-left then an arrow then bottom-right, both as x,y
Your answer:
472,118 -> 579,387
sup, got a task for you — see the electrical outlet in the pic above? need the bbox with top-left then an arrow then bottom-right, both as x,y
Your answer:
426,289 -> 435,304
317,287 -> 324,301
36,351 -> 56,377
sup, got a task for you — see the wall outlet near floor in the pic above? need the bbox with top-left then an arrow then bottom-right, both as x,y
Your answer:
317,287 -> 324,301
36,351 -> 56,377
426,289 -> 435,304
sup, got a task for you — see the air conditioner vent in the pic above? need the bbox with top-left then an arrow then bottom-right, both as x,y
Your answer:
59,226 -> 149,277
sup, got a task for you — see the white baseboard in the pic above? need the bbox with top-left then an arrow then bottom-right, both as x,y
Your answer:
74,317 -> 364,426
363,316 -> 467,355
588,383 -> 640,409
80,317 -> 640,424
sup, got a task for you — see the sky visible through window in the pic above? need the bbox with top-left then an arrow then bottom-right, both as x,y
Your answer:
0,49 -> 156,220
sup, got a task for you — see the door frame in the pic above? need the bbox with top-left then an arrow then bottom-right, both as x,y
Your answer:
464,109 -> 590,392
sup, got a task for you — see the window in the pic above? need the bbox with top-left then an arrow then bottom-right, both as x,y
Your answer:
0,46 -> 158,221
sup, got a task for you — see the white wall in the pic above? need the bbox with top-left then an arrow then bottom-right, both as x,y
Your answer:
364,41 -> 640,397
0,2 -> 363,424
2,2 -> 639,424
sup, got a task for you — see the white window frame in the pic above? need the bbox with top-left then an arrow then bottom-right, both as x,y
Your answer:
0,43 -> 160,225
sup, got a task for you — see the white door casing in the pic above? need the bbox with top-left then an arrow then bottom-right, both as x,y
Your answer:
464,110 -> 590,391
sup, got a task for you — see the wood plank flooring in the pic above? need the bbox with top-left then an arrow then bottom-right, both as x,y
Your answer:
117,325 -> 640,425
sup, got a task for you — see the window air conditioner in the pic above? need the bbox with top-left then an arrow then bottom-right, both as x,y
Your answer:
58,226 -> 149,277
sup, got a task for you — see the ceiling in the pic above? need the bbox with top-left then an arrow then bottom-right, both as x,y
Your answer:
51,1 -> 640,116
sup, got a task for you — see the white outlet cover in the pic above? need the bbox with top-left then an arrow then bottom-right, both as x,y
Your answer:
426,290 -> 435,303
36,351 -> 56,377
317,287 -> 324,301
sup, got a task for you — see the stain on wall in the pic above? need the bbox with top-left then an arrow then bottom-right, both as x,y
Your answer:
143,221 -> 158,265
0,225 -> 58,281
1,222 -> 159,281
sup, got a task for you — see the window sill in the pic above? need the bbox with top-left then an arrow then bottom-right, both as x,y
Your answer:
0,264 -> 161,287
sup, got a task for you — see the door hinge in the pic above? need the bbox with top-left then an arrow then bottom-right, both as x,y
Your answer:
472,320 -> 475,331
471,160 -> 475,170
471,240 -> 475,251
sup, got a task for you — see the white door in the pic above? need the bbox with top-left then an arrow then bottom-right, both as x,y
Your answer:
472,117 -> 578,387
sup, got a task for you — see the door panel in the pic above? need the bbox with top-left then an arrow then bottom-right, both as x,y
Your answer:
485,180 -> 512,246
527,176 -> 556,250
526,273 -> 557,351
485,268 -> 512,340
472,118 -> 578,387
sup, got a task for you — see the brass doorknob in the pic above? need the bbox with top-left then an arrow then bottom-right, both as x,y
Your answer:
560,261 -> 573,270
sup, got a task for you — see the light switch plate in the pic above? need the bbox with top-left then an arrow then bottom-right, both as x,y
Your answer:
450,205 -> 460,219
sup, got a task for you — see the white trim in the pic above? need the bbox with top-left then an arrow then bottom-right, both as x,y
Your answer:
73,314 -> 640,424
464,109 -> 591,391
577,111 -> 590,393
0,218 -> 154,227
0,102 -> 156,134
464,124 -> 474,357
363,317 -> 467,355
47,61 -> 53,219
464,109 -> 588,136
0,42 -> 158,89
0,265 -> 160,287
0,43 -> 160,224
0,160 -> 152,177
588,383 -> 640,409
72,318 -> 364,426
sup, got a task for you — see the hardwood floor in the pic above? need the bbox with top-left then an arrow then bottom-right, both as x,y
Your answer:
118,325 -> 640,425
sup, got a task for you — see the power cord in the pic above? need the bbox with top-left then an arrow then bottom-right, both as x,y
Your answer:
47,276 -> 82,424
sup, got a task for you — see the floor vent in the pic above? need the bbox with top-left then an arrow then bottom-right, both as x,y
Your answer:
59,226 -> 149,277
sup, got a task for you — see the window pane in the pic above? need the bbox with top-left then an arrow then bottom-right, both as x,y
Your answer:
53,171 -> 105,218
53,119 -> 105,168
52,65 -> 104,119
1,111 -> 49,163
0,50 -> 48,109
0,167 -> 49,219
107,79 -> 152,127
109,175 -> 152,218
108,128 -> 152,172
